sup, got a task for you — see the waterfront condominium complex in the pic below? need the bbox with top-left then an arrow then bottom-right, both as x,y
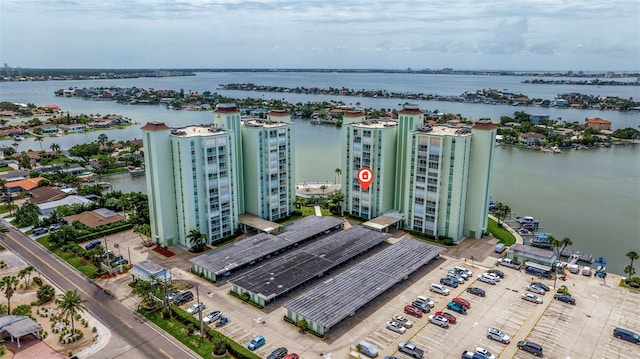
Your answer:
341,104 -> 496,241
142,104 -> 295,248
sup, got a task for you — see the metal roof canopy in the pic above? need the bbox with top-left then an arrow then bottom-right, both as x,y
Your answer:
362,211 -> 404,231
190,216 -> 344,276
284,238 -> 443,331
0,315 -> 42,348
230,226 -> 391,301
238,213 -> 280,234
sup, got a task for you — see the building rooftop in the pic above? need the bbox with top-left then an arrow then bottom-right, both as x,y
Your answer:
242,118 -> 289,128
509,243 -> 556,261
413,125 -> 472,136
170,124 -> 228,137
190,216 -> 344,277
284,238 -> 443,331
351,118 -> 398,129
230,226 -> 390,302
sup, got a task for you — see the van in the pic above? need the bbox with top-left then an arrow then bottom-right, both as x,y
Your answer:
582,266 -> 592,276
173,290 -> 194,305
430,283 -> 449,296
613,327 -> 640,344
357,340 -> 379,358
569,264 -> 579,274
495,243 -> 505,253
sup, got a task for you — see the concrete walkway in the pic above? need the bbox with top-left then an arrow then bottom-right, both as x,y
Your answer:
489,213 -> 523,244
314,205 -> 322,216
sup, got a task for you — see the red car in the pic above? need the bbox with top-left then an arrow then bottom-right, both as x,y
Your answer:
452,297 -> 471,308
435,311 -> 457,324
404,305 -> 423,318
284,355 -> 299,359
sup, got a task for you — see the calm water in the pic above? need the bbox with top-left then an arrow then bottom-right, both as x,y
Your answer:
1,73 -> 639,274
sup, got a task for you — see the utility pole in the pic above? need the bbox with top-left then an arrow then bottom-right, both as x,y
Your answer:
196,286 -> 203,339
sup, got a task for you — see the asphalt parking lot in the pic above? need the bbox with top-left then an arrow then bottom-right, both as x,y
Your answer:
89,231 -> 640,359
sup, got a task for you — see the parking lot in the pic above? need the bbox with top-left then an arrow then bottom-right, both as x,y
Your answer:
91,231 -> 640,359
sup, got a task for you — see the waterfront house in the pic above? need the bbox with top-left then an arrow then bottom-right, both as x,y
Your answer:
36,195 -> 92,216
585,117 -> 611,131
518,132 -> 546,146
29,186 -> 67,204
551,99 -> 568,107
6,177 -> 44,194
58,124 -> 86,133
528,114 -> 550,125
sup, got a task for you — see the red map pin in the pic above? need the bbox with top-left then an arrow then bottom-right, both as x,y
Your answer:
357,167 -> 374,191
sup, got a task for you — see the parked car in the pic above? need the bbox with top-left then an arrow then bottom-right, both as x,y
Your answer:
483,272 -> 501,282
428,314 -> 449,328
49,223 -> 61,231
430,283 -> 450,296
85,240 -> 102,250
526,284 -> 546,295
247,335 -> 265,351
474,347 -> 496,359
582,266 -> 592,276
386,320 -> 406,334
486,327 -> 511,344
498,258 -> 521,270
487,269 -> 504,278
411,300 -> 431,313
165,289 -> 180,301
521,293 -> 543,304
454,266 -> 473,276
440,277 -> 459,288
398,342 -> 424,358
357,340 -> 379,358
392,315 -> 413,328
283,354 -> 299,359
613,327 -> 640,344
517,341 -> 543,356
173,290 -> 194,305
447,301 -> 467,314
452,297 -> 471,308
416,296 -> 435,308
554,293 -> 576,305
203,311 -> 222,324
466,287 -> 486,297
531,282 -> 549,292
111,258 -> 129,266
33,227 -> 48,236
453,268 -> 469,279
186,302 -> 206,314
447,270 -> 465,283
404,305 -> 423,318
434,311 -> 456,324
267,347 -> 288,359
477,274 -> 496,285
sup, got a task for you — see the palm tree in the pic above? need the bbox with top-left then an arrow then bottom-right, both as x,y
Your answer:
133,224 -> 152,246
97,133 -> 109,150
132,279 -> 157,308
37,284 -> 56,303
626,251 -> 639,273
34,136 -> 44,153
494,202 -> 510,226
548,236 -> 561,258
335,168 -> 342,185
55,290 -> 87,332
624,265 -> 636,278
186,229 -> 207,252
319,185 -> 328,200
559,237 -> 573,257
50,143 -> 61,156
0,276 -> 19,314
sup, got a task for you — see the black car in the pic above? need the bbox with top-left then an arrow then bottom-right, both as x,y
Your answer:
466,287 -> 486,297
267,347 -> 288,359
173,290 -> 194,305
517,341 -> 543,356
531,282 -> 549,292
553,293 -> 576,305
487,269 -> 504,278
411,300 -> 431,313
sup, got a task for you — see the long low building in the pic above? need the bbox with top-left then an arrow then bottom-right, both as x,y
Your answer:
283,238 -> 443,337
230,225 -> 391,307
190,216 -> 344,281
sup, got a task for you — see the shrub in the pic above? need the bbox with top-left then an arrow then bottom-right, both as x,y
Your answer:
11,304 -> 32,317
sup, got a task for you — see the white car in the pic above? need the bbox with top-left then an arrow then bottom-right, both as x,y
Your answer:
454,266 -> 473,277
428,315 -> 449,328
474,347 -> 497,359
186,302 -> 206,314
486,327 -> 511,344
386,320 -> 407,334
483,272 -> 501,282
451,269 -> 469,279
447,271 -> 465,283
416,296 -> 435,308
478,274 -> 496,285
392,315 -> 413,328
521,292 -> 543,304
203,310 -> 222,324
526,284 -> 546,295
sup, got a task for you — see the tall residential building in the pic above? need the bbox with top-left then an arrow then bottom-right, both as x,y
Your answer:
341,104 -> 496,240
143,105 -> 295,248
341,112 -> 398,220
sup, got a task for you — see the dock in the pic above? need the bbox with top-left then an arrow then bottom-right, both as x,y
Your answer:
561,250 -> 594,264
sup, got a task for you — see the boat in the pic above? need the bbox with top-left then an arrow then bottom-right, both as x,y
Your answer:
128,167 -> 145,176
529,234 -> 551,248
517,216 -> 540,227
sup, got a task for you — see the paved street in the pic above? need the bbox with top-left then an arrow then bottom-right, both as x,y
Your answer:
1,221 -> 199,359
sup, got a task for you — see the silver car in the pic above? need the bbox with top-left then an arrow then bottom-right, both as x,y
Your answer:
526,284 -> 545,295
486,327 -> 511,344
521,292 -> 543,304
428,315 -> 449,328
447,272 -> 465,283
386,320 -> 407,334
392,315 -> 413,328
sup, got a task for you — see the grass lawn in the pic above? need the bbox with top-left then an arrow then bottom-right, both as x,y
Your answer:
36,236 -> 98,278
487,217 -> 516,246
0,166 -> 12,172
300,205 -> 331,217
142,310 -> 218,359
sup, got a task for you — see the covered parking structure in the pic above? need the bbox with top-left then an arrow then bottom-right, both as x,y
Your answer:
362,211 -> 404,232
230,226 -> 391,307
190,216 -> 344,281
284,238 -> 443,336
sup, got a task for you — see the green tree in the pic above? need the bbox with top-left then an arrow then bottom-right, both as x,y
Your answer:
186,229 -> 207,252
627,251 -> 639,273
624,265 -> 636,278
132,279 -> 157,308
17,266 -> 34,288
0,276 -> 19,314
494,202 -> 510,226
55,290 -> 87,332
335,168 -> 342,184
50,143 -> 61,156
14,202 -> 39,228
548,236 -> 561,258
559,237 -> 573,257
34,136 -> 44,153
133,224 -> 152,246
37,284 -> 56,303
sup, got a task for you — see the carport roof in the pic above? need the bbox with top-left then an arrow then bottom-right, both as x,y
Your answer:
230,226 -> 390,301
0,315 -> 42,338
190,216 -> 344,276
284,238 -> 443,331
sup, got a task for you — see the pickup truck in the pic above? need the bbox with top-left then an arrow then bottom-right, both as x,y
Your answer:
461,351 -> 484,359
398,342 -> 424,358
498,258 -> 521,270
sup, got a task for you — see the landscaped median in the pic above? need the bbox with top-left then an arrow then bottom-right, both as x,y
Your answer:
139,304 -> 260,359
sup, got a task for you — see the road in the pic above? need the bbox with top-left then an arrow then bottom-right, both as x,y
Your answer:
1,223 -> 200,359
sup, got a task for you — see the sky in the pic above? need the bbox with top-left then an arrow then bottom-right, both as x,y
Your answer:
1,0 -> 639,71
